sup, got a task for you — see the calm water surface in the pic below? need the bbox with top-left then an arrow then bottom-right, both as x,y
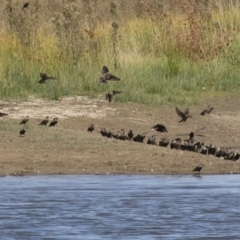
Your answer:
0,175 -> 240,240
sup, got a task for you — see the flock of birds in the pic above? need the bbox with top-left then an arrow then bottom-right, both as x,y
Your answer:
86,112 -> 239,174
17,2 -> 238,174
0,62 -> 236,174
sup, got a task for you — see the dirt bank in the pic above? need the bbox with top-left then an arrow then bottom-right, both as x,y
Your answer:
0,94 -> 240,176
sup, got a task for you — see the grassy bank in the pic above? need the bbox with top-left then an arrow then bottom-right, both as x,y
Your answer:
0,0 -> 240,105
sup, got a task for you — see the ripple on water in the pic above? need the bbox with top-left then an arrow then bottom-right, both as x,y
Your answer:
0,175 -> 240,239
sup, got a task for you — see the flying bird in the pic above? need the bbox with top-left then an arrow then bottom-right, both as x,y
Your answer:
151,124 -> 168,132
0,112 -> 8,117
99,66 -> 120,84
38,116 -> 49,127
19,116 -> 29,126
22,2 -> 29,10
192,164 -> 204,174
175,107 -> 192,123
201,106 -> 214,116
106,90 -> 122,102
49,117 -> 58,127
87,124 -> 94,133
38,73 -> 56,83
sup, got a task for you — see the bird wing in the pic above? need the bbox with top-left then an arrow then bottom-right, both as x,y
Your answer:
192,166 -> 198,171
175,107 -> 185,118
112,90 -> 122,95
194,126 -> 206,133
200,110 -> 206,115
184,108 -> 189,115
102,66 -> 109,74
0,112 -> 8,117
107,74 -> 120,81
46,75 -> 56,80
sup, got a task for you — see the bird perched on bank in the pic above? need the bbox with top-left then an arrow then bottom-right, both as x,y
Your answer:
192,163 -> 204,174
49,117 -> 58,127
147,135 -> 157,145
0,112 -> 8,117
175,107 -> 192,123
87,124 -> 94,133
127,130 -> 134,139
19,128 -> 26,136
100,128 -> 108,137
38,73 -> 56,84
106,90 -> 122,102
201,106 -> 214,116
38,116 -> 49,127
133,133 -> 146,143
151,124 -> 168,132
99,66 -> 120,84
159,137 -> 170,147
19,116 -> 29,126
22,2 -> 29,10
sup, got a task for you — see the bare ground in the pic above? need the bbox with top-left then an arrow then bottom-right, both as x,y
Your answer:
0,93 -> 240,176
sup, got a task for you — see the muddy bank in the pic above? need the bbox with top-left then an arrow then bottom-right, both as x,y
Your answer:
0,94 -> 240,176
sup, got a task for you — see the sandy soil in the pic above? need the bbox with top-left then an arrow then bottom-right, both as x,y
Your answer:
0,93 -> 240,176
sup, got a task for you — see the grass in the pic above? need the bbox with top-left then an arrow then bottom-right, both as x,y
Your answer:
0,1 -> 240,105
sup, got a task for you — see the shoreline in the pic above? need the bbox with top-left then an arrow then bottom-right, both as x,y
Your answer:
1,95 -> 240,177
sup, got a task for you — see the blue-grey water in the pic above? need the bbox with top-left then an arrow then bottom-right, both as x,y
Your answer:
0,175 -> 240,240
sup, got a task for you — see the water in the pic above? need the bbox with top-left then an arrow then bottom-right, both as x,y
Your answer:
0,175 -> 240,240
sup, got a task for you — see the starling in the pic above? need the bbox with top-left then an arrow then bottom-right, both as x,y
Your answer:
19,129 -> 26,136
87,124 -> 94,133
100,128 -> 107,137
19,116 -> 29,126
127,130 -> 134,139
175,107 -> 192,123
159,137 -> 170,147
38,73 -> 56,83
22,2 -> 29,10
106,90 -> 122,102
151,124 -> 168,132
201,106 -> 214,116
99,66 -> 120,84
0,112 -> 8,117
38,116 -> 49,126
133,133 -> 146,143
147,135 -> 157,145
192,164 -> 204,174
49,117 -> 58,127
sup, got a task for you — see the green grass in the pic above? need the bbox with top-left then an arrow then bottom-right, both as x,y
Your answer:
0,1 -> 240,105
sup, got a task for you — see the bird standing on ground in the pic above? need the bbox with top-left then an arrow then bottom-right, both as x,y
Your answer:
127,130 -> 134,139
201,106 -> 214,116
106,90 -> 122,102
38,116 -> 49,127
99,66 -> 120,84
38,73 -> 56,84
22,2 -> 29,10
175,107 -> 192,123
192,164 -> 204,174
151,124 -> 168,132
0,112 -> 8,117
87,124 -> 95,133
49,117 -> 58,127
19,116 -> 29,126
19,129 -> 26,136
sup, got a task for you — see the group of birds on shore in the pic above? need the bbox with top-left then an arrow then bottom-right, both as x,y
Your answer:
18,116 -> 58,136
86,103 -> 239,174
